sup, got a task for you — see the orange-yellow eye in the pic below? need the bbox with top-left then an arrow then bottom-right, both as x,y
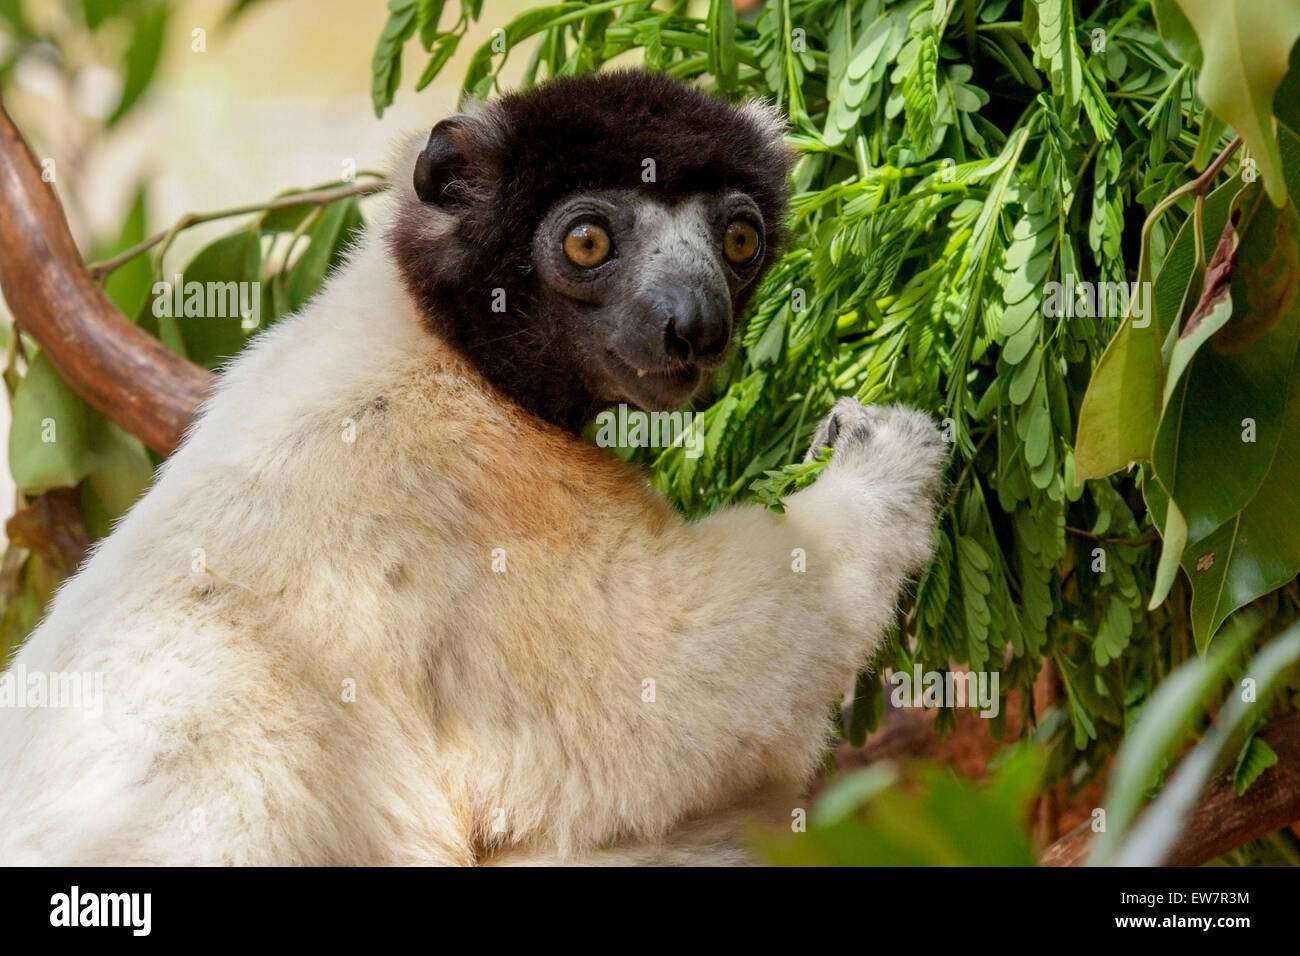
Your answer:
723,220 -> 760,265
563,223 -> 611,268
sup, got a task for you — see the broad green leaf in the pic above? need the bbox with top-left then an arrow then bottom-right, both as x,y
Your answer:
109,2 -> 168,126
1174,0 -> 1300,205
1152,198 -> 1300,555
1153,174 -> 1244,330
1275,41 -> 1300,203
1216,196 -> 1300,353
1159,215 -> 1239,409
1151,0 -> 1202,70
1180,386 -> 1300,646
8,352 -> 91,492
1073,251 -> 1159,479
170,229 -> 262,368
1078,174 -> 1245,480
80,416 -> 155,540
286,198 -> 362,312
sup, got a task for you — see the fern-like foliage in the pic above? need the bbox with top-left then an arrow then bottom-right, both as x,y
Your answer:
372,0 -> 1300,783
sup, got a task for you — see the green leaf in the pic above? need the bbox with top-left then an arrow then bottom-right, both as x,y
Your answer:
902,33 -> 938,158
1159,218 -> 1239,409
8,352 -> 91,492
1232,735 -> 1278,796
1153,174 -> 1246,336
1174,0 -> 1300,205
1152,196 -> 1300,549
1148,494 -> 1187,610
1093,595 -> 1134,666
747,448 -> 830,513
1217,195 -> 1300,353
1152,0 -> 1202,70
80,416 -> 154,540
416,32 -> 461,91
1089,616 -> 1257,864
92,186 -> 152,318
371,0 -> 419,117
810,764 -> 898,828
83,0 -> 133,31
1109,621 -> 1300,865
259,182 -> 356,232
416,0 -> 449,50
846,668 -> 885,747
286,198 -> 362,312
707,0 -> 738,91
0,553 -> 62,667
1073,258 -> 1159,478
1275,41 -> 1300,204
1077,173 -> 1246,480
109,2 -> 168,126
1179,390 -> 1300,647
762,747 -> 1041,866
169,229 -> 263,368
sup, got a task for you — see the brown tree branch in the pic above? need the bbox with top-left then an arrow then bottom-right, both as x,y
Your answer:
1042,711 -> 1300,866
0,98 -> 213,456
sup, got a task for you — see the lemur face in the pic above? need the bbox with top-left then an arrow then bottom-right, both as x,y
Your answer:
389,70 -> 794,433
530,187 -> 768,410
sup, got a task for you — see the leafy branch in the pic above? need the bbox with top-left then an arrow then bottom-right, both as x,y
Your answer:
86,177 -> 389,280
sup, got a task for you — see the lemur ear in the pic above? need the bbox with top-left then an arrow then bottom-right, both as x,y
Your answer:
414,117 -> 469,206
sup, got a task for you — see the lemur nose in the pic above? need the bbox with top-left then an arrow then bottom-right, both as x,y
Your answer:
660,287 -> 729,363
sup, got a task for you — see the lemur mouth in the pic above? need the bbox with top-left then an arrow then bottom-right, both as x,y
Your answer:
603,349 -> 702,409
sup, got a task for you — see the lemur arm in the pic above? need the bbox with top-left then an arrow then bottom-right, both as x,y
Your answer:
481,401 -> 944,853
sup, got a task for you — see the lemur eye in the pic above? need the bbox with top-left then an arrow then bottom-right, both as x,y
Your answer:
723,220 -> 760,265
563,222 -> 611,268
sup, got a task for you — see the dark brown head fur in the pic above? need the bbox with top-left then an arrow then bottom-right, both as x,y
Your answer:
389,70 -> 794,433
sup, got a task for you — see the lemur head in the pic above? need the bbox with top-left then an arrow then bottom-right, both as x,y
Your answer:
389,70 -> 794,433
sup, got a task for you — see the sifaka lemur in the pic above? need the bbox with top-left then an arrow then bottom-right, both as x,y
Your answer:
0,70 -> 946,865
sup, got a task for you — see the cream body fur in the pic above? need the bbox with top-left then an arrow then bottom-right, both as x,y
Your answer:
0,192 -> 944,866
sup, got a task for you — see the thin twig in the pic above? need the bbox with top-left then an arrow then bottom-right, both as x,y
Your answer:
1065,526 -> 1159,547
86,177 -> 389,280
1142,135 -> 1242,241
944,423 -> 996,513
